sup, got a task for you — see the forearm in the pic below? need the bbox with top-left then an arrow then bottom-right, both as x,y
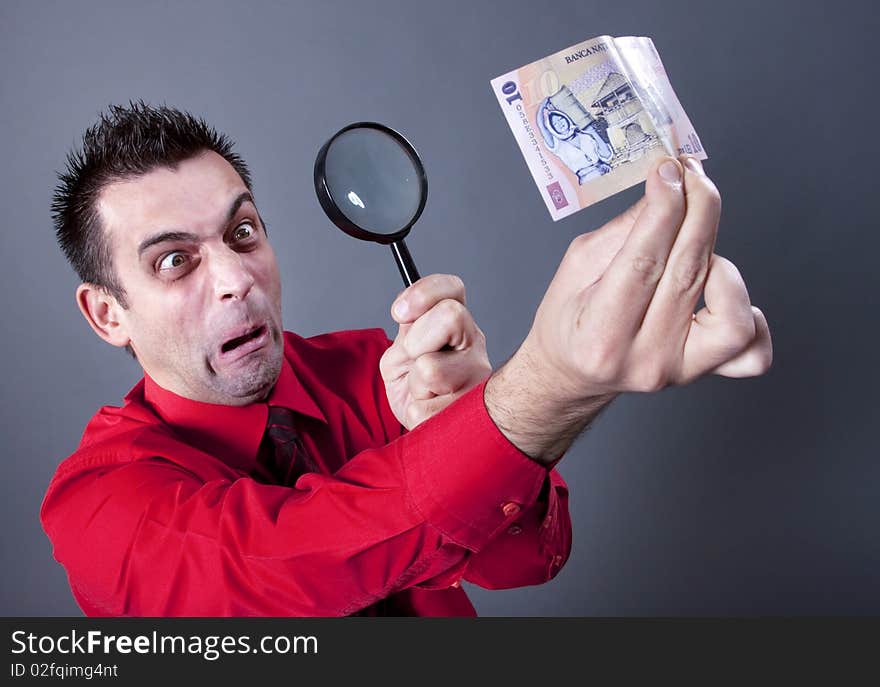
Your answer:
484,344 -> 616,465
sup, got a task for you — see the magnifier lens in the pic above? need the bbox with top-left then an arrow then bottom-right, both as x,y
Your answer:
323,128 -> 423,235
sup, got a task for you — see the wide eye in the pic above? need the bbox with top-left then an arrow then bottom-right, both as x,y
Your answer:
158,251 -> 189,271
232,222 -> 255,242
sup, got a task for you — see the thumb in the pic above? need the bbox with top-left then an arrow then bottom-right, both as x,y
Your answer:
575,157 -> 679,278
391,288 -> 410,324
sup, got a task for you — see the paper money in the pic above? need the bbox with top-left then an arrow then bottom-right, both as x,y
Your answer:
491,36 -> 707,221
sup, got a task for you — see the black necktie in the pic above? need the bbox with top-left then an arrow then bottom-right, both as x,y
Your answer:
254,406 -> 318,486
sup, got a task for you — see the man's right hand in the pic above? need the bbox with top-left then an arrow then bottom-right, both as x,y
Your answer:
485,156 -> 773,463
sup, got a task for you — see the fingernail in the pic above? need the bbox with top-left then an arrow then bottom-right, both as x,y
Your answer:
658,159 -> 681,184
393,299 -> 409,319
685,157 -> 704,175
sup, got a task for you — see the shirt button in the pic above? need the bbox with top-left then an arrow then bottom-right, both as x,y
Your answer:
450,579 -> 461,589
507,524 -> 523,536
542,514 -> 553,529
501,502 -> 520,517
551,555 -> 563,567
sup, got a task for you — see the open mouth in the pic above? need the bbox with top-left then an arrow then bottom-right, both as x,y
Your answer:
221,325 -> 266,354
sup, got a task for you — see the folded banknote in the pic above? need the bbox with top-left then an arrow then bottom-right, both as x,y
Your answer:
491,35 -> 707,221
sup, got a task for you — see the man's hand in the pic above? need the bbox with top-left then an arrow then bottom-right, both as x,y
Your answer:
380,274 -> 491,430
486,156 -> 773,462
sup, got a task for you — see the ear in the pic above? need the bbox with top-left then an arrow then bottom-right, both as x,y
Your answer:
75,283 -> 131,349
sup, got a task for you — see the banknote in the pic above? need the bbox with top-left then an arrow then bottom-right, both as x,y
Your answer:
491,36 -> 707,221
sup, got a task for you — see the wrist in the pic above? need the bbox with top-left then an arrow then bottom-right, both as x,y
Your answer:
484,343 -> 616,464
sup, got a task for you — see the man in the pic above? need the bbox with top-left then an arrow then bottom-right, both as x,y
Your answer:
41,102 -> 772,616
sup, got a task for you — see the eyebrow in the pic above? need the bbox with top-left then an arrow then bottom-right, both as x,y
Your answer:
137,191 -> 256,257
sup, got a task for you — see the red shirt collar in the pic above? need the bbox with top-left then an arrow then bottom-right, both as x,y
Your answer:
142,353 -> 326,471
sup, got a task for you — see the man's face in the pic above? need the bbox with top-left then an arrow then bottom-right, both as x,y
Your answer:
98,151 -> 284,405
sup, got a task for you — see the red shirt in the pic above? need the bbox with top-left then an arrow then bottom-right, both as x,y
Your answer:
41,328 -> 571,616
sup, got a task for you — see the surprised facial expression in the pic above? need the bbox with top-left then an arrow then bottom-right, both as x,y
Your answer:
97,151 -> 284,405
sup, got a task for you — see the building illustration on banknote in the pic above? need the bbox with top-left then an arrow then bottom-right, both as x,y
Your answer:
492,35 -> 707,220
537,72 -> 666,185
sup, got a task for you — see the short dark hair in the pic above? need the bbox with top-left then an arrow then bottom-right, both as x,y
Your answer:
51,100 -> 254,357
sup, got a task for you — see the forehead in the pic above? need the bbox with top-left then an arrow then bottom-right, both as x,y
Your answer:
98,151 -> 249,249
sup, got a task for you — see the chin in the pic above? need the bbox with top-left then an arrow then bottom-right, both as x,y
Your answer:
221,349 -> 283,403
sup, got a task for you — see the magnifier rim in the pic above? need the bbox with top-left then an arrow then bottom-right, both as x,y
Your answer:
314,121 -> 428,245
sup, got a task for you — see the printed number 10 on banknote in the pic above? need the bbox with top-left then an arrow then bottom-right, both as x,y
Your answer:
491,36 -> 707,221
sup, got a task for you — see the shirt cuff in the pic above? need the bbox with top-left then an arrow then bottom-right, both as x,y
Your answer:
397,377 -> 549,551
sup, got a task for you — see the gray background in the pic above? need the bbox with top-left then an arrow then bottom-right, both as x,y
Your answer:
2,0 -> 877,616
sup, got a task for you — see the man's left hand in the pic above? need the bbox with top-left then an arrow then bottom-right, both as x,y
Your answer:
380,274 -> 491,430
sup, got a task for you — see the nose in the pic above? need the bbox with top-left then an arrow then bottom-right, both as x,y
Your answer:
211,247 -> 255,302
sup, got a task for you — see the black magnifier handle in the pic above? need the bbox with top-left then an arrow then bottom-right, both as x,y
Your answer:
389,238 -> 453,352
390,239 -> 420,287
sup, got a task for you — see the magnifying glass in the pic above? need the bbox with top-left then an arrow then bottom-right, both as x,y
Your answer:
314,122 -> 428,287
